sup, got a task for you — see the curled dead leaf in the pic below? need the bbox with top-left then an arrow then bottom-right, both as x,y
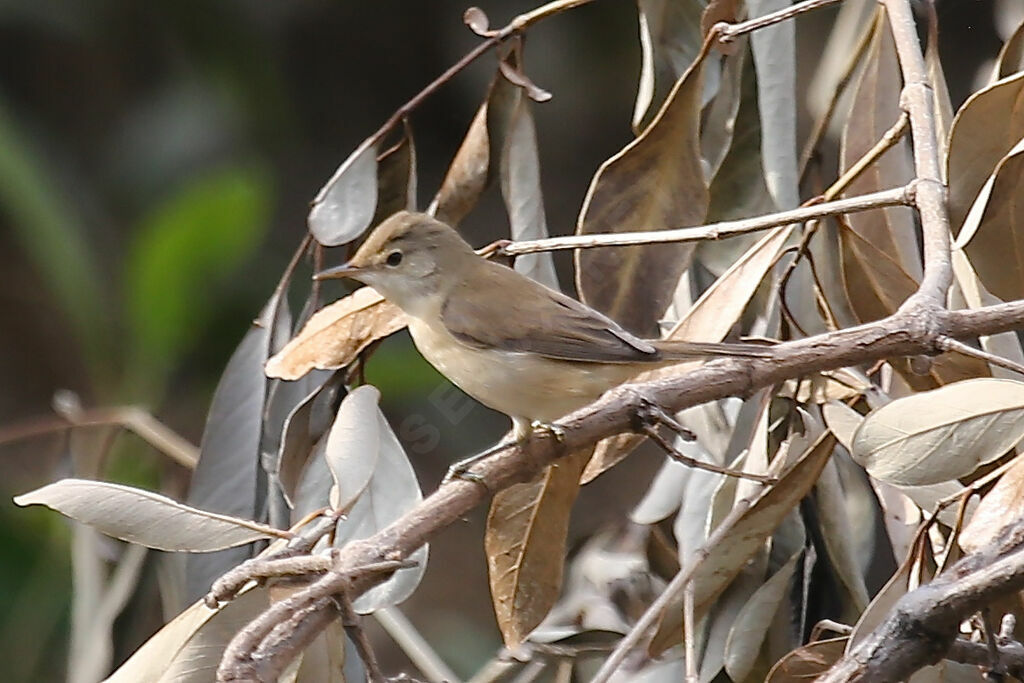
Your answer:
265,287 -> 407,381
961,455 -> 1024,553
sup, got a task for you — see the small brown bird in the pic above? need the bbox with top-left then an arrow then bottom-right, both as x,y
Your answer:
316,211 -> 771,452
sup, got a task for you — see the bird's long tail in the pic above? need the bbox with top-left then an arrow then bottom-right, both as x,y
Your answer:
652,339 -> 774,360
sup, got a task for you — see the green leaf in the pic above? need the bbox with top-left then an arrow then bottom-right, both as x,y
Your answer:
124,164 -> 271,388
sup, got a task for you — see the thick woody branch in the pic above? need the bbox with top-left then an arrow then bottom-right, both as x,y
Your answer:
224,297 -> 1024,679
820,520 -> 1024,682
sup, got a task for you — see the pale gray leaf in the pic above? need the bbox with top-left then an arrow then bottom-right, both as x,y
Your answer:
186,295 -> 276,602
723,549 -> 802,681
103,586 -> 270,683
822,400 -> 864,452
500,78 -> 559,290
15,479 -> 280,551
634,0 -> 706,130
748,0 -> 800,211
331,404 -> 427,613
325,385 -> 382,512
308,140 -> 379,246
632,457 -> 691,525
852,378 -> 1024,486
277,372 -> 346,508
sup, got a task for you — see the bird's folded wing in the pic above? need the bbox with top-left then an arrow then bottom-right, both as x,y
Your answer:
441,263 -> 659,363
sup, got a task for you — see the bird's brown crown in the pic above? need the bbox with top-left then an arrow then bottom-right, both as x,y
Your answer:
348,211 -> 475,272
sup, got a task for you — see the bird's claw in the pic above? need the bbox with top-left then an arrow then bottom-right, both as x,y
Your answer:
442,463 -> 485,485
530,420 -> 566,442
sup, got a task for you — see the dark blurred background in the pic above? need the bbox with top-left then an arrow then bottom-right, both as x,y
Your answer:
0,0 -> 1011,680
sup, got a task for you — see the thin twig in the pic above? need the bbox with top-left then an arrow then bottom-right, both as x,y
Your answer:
982,608 -> 1007,680
335,590 -> 386,683
374,607 -> 461,683
684,582 -> 697,683
715,0 -> 845,43
642,425 -> 776,484
827,112 -> 910,201
882,0 -> 952,305
0,407 -> 199,469
936,337 -> 1024,377
501,186 -> 911,256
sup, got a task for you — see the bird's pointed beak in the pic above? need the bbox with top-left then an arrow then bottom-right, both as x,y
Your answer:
313,263 -> 364,281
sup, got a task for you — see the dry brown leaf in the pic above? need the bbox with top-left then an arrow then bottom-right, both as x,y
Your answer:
371,121 -> 417,226
265,287 -> 407,381
575,48 -> 707,335
958,138 -> 1024,303
961,455 -> 1024,553
840,221 -> 988,389
649,433 -> 835,654
429,105 -> 489,226
765,637 -> 848,682
947,71 -> 1024,233
839,8 -> 920,280
581,225 -> 792,483
485,450 -> 590,646
997,18 -> 1024,80
633,0 -> 706,131
429,54 -> 520,227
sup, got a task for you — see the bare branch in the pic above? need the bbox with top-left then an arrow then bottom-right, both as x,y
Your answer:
715,0 -> 845,43
882,0 -> 952,304
820,520 -> 1024,682
501,185 -> 911,256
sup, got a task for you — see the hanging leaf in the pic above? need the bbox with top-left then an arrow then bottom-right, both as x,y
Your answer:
575,51 -> 708,335
955,136 -> 1024,303
324,391 -> 427,613
839,8 -> 920,279
14,479 -> 284,552
840,219 -> 989,388
748,0 -> 800,211
276,372 -> 346,507
486,449 -> 591,646
632,0 -> 706,131
946,71 -> 1024,233
185,294 -> 278,602
265,287 -> 407,381
371,120 -> 417,225
700,40 -> 747,182
324,386 -> 382,512
498,61 -> 559,290
723,549 -> 803,681
308,140 -> 379,246
851,378 -> 1024,486
428,57 -> 520,226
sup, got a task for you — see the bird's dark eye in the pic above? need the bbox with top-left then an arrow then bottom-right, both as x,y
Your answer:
385,250 -> 403,267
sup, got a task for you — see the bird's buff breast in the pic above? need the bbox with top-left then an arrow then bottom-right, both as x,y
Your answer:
406,316 -> 634,424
